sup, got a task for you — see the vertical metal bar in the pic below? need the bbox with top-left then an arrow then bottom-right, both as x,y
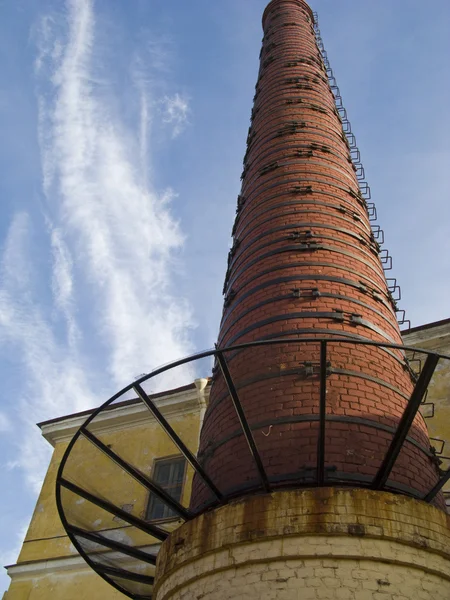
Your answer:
423,468 -> 450,503
81,428 -> 193,520
133,383 -> 224,501
373,353 -> 440,490
216,351 -> 271,493
317,341 -> 327,485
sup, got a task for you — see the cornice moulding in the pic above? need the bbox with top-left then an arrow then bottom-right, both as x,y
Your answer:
40,384 -> 210,447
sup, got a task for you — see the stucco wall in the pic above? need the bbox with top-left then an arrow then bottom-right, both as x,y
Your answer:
4,563 -> 126,600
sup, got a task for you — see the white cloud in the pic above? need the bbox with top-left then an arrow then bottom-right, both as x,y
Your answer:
0,213 -> 97,491
0,0 -> 195,495
50,223 -> 79,348
161,93 -> 190,138
37,0 -> 195,383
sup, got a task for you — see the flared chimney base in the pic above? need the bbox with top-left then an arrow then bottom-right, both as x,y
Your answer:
154,488 -> 450,600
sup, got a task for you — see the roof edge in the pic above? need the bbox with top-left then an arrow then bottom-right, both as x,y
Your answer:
37,381 -> 205,429
401,317 -> 450,336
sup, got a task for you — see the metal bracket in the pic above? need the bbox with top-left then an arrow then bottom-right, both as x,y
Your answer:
359,182 -> 371,200
291,287 -> 321,299
358,282 -> 386,306
276,122 -> 307,137
402,359 -> 419,384
379,250 -> 393,270
294,242 -> 320,251
342,120 -> 352,134
347,188 -> 365,208
224,289 -> 236,308
339,205 -> 362,222
287,230 -> 314,242
237,194 -> 246,209
335,95 -> 344,109
240,165 -> 249,181
387,279 -> 402,302
222,268 -> 231,295
349,313 -> 364,325
296,149 -> 314,158
262,56 -> 275,69
366,202 -> 377,220
259,162 -> 279,176
309,103 -> 327,115
371,226 -> 384,244
354,164 -> 365,181
350,148 -> 361,163
229,239 -> 240,260
345,132 -> 357,148
396,309 -> 411,329
291,185 -> 313,195
430,438 -> 446,456
420,403 -> 435,419
299,360 -> 332,378
406,355 -> 421,376
331,309 -> 345,322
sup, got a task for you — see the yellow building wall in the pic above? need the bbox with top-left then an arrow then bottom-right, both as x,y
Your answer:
4,567 -> 127,600
4,383 -> 207,600
403,320 -> 450,506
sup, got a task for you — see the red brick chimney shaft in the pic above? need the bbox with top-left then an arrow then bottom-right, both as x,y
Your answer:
191,0 -> 441,509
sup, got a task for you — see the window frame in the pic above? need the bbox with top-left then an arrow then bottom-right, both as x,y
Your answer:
146,454 -> 187,522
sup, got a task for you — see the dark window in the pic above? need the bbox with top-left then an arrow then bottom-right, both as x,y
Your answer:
146,456 -> 186,521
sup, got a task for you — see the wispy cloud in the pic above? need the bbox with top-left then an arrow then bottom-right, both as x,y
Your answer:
38,0 -> 195,383
161,93 -> 190,138
0,213 -> 97,491
0,0 -> 195,495
50,223 -> 79,348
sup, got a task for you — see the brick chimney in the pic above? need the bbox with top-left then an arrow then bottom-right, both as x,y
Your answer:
55,2 -> 450,598
154,3 -> 450,596
190,0 -> 442,511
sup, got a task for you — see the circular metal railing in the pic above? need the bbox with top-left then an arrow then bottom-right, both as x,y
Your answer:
56,338 -> 450,599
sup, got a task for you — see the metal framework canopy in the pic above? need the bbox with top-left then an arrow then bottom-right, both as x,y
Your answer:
56,338 -> 450,600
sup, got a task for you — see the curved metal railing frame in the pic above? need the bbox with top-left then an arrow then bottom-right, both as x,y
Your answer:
56,337 -> 450,600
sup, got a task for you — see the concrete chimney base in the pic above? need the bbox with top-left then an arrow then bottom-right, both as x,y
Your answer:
154,488 -> 450,600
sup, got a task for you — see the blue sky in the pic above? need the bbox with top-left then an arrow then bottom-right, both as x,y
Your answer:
0,0 -> 449,592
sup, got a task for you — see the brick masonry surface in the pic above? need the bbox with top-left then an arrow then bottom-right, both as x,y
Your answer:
190,0 -> 443,510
